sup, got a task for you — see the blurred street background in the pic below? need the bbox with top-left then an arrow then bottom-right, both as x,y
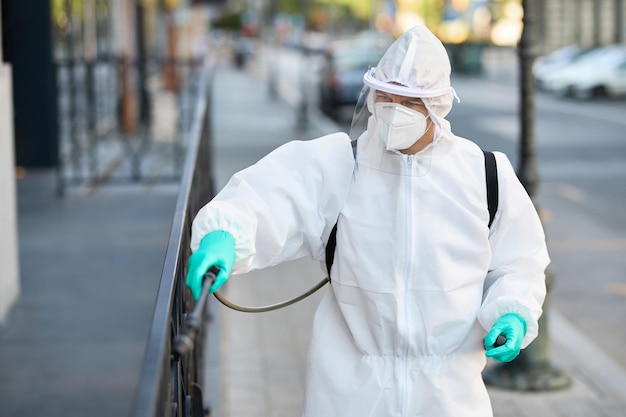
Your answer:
0,1 -> 625,417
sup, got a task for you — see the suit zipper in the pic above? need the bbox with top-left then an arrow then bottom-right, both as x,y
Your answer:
402,154 -> 414,417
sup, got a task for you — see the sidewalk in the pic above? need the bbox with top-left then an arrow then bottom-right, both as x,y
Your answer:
0,173 -> 178,417
0,53 -> 625,417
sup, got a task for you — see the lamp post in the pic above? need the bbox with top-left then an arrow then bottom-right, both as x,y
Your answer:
517,0 -> 539,198
482,0 -> 571,391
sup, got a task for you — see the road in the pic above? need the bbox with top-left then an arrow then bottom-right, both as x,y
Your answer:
253,44 -> 626,370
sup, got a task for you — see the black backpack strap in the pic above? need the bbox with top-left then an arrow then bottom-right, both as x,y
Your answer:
325,140 -> 358,282
325,223 -> 338,282
483,150 -> 499,229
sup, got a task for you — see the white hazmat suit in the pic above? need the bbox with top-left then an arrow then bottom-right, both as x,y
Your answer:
190,25 -> 549,417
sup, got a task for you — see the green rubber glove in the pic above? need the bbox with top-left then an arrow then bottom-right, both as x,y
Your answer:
484,313 -> 527,363
185,230 -> 236,300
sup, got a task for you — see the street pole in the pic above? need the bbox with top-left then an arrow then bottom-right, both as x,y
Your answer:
482,0 -> 571,391
517,0 -> 538,198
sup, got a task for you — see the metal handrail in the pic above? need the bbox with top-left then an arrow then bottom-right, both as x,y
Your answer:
131,57 -> 216,417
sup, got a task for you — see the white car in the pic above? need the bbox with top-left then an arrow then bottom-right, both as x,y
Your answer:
533,45 -> 588,90
542,45 -> 626,99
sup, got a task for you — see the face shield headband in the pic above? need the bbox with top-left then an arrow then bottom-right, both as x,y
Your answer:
363,67 -> 460,102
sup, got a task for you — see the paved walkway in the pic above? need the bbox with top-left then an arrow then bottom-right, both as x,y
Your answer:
0,173 -> 178,417
1,50 -> 625,417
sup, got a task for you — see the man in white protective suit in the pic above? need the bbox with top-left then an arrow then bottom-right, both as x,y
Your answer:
186,25 -> 550,417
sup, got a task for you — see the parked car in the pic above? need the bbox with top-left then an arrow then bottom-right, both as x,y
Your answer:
533,45 -> 588,90
540,45 -> 626,99
318,36 -> 391,119
563,54 -> 626,99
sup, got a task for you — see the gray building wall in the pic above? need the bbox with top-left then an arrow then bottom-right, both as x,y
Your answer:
539,0 -> 625,53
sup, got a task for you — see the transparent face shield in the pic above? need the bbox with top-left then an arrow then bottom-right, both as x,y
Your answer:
349,83 -> 435,176
349,84 -> 373,142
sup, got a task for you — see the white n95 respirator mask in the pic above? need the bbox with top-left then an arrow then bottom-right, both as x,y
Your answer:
375,102 -> 430,151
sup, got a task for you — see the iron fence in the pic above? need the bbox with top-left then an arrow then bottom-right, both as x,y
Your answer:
131,57 -> 217,417
55,55 -> 204,194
